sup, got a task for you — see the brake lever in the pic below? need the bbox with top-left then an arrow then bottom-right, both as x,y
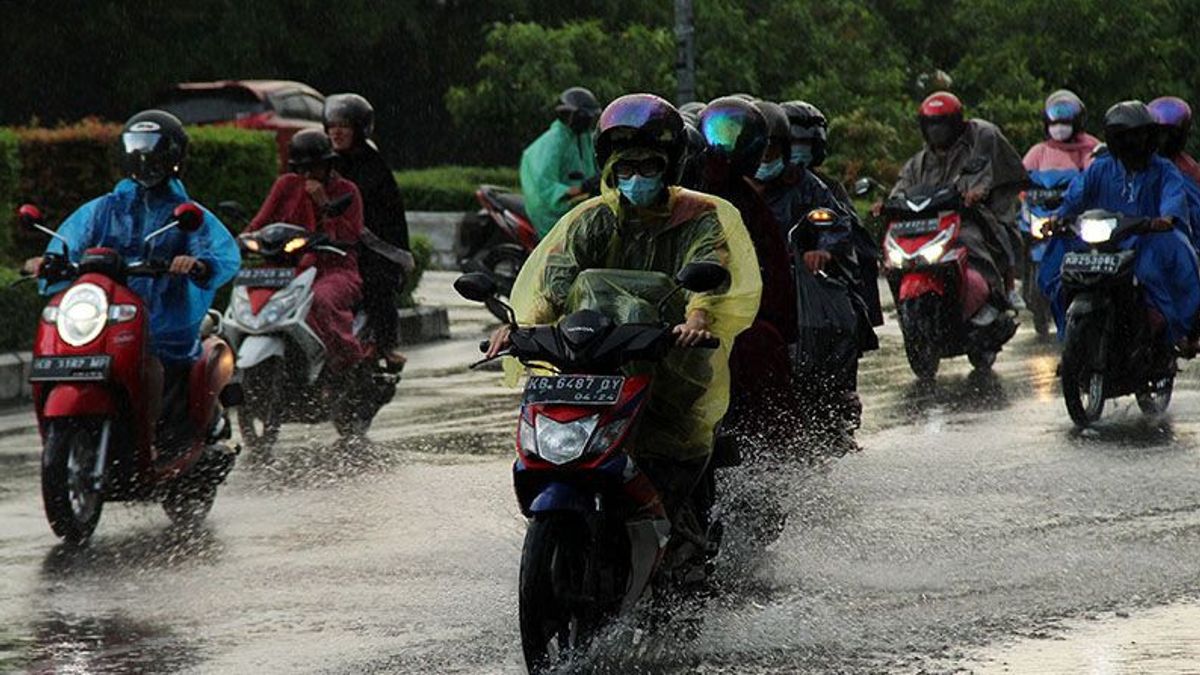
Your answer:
469,349 -> 511,370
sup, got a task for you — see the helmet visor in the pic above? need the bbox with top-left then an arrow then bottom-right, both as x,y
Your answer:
599,96 -> 662,132
701,108 -> 749,153
1046,101 -> 1081,123
1149,98 -> 1191,127
122,132 -> 163,154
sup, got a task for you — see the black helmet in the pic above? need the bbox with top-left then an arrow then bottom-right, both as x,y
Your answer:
1104,100 -> 1157,168
556,86 -> 602,133
781,100 -> 829,167
1148,96 -> 1193,157
287,129 -> 338,172
698,96 -> 768,178
754,101 -> 791,159
324,93 -> 375,141
120,110 -> 188,188
678,121 -> 706,189
595,94 -> 685,183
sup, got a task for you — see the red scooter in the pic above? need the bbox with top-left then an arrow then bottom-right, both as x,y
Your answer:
879,183 -> 1017,378
456,185 -> 539,311
21,203 -> 240,544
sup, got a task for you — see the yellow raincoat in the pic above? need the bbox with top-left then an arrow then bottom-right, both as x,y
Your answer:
508,158 -> 761,461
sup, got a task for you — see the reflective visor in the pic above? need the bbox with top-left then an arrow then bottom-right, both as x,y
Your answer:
1149,97 -> 1191,126
701,108 -> 747,152
122,132 -> 162,154
1045,100 -> 1081,122
599,96 -> 660,131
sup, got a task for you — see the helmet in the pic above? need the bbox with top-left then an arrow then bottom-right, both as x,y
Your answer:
556,86 -> 602,133
1148,96 -> 1193,157
287,129 -> 338,172
678,121 -> 706,189
324,93 -> 375,141
1044,89 -> 1086,129
918,91 -> 966,149
781,100 -> 829,167
120,110 -> 188,188
698,96 -> 769,178
679,101 -> 705,128
595,93 -> 685,183
1104,100 -> 1158,168
754,100 -> 791,150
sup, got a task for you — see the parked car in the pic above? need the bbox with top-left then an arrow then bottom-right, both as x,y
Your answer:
153,80 -> 325,170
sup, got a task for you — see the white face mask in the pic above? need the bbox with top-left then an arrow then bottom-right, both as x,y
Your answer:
1048,123 -> 1074,142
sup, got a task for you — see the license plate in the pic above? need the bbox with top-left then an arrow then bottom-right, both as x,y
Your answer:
1062,252 -> 1122,274
523,375 -> 625,405
235,267 -> 295,288
891,218 -> 940,237
29,355 -> 113,382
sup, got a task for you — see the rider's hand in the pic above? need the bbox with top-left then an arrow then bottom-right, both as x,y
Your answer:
963,187 -> 986,207
673,310 -> 713,348
169,255 -> 201,276
869,200 -> 884,217
803,250 -> 832,273
486,324 -> 513,359
1150,216 -> 1175,232
305,179 -> 329,208
22,256 -> 43,277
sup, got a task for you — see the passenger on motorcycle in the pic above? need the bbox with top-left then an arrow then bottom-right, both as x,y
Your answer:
1023,90 -> 1100,179
489,93 -> 761,519
518,86 -> 602,238
325,93 -> 410,367
22,110 -> 241,441
247,129 -> 368,367
888,92 -> 1027,313
1039,101 -> 1200,346
1149,96 -> 1200,186
782,99 -> 885,329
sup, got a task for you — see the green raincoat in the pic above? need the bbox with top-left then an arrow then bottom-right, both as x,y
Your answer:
519,120 -> 598,237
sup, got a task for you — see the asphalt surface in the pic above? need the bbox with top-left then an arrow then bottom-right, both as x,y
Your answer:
2,271 -> 1200,674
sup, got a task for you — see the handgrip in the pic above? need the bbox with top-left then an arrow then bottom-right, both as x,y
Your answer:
479,339 -> 490,353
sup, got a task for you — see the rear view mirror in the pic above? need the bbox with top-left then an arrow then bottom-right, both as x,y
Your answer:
454,273 -> 498,302
173,202 -> 204,233
218,200 -> 249,222
853,177 -> 874,197
17,203 -> 44,230
675,261 -> 729,293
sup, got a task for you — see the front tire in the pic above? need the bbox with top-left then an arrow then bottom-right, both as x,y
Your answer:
968,350 -> 996,370
899,298 -> 940,380
1136,375 -> 1174,416
41,419 -> 106,544
519,514 -> 596,673
162,480 -> 216,528
238,358 -> 284,457
1061,319 -> 1105,426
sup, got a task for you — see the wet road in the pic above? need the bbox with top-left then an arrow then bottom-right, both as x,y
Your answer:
3,272 -> 1200,674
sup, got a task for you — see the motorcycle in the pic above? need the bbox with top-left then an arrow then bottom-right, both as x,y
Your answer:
877,183 -> 1017,378
20,203 -> 239,543
455,262 -> 729,673
1054,210 -> 1176,427
221,214 -> 401,454
1018,177 -> 1070,337
456,185 -> 538,316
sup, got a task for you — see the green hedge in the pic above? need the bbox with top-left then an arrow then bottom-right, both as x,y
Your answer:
398,234 -> 433,308
0,267 -> 43,351
395,165 -> 518,211
0,130 -> 17,256
4,120 -> 277,262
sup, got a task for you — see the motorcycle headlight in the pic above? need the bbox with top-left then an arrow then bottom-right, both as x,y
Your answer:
586,416 -> 632,456
56,283 -> 108,347
1030,215 -> 1050,240
919,229 -> 953,264
885,238 -> 906,267
1080,217 -> 1118,244
534,414 -> 599,465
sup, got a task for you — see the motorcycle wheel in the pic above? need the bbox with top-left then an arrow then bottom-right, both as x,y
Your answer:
899,299 -> 940,380
968,350 -> 996,370
519,513 -> 597,674
1136,375 -> 1175,416
1061,327 -> 1105,426
162,479 -> 216,528
237,358 -> 284,457
1023,261 -> 1051,338
41,419 -> 105,544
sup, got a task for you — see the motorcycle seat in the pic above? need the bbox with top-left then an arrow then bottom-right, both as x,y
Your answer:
491,191 -> 528,219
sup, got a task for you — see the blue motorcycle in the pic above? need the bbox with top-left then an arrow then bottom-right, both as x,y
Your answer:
1019,175 -> 1072,337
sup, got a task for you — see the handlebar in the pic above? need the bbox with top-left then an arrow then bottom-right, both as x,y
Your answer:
475,331 -> 720,354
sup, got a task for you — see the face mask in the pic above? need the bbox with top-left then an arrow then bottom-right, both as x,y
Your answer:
755,157 -> 785,182
617,174 -> 663,207
790,144 -> 813,167
1048,123 -> 1074,142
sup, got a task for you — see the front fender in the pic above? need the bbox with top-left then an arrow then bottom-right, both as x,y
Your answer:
527,481 -> 593,514
899,272 -> 946,300
1066,293 -> 1111,320
235,335 -> 286,370
41,383 -> 118,419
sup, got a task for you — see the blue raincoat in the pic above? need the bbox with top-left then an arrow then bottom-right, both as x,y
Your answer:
42,178 -> 241,365
1038,154 -> 1200,342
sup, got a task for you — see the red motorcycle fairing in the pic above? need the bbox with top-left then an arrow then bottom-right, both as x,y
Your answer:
892,212 -> 962,254
188,335 -> 236,432
248,287 -> 275,315
40,383 -> 118,418
898,272 -> 946,300
477,188 -> 539,251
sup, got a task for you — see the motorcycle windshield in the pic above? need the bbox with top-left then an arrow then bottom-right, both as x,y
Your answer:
564,269 -> 684,325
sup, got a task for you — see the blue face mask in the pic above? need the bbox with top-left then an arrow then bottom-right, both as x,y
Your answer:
755,157 -> 785,182
617,174 -> 664,207
790,143 -> 814,167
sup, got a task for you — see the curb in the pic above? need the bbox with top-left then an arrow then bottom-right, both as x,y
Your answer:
408,211 -> 469,271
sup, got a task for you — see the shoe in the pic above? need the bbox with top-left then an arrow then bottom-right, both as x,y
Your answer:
1008,288 -> 1026,310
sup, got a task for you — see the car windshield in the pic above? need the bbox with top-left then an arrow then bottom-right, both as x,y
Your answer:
156,90 -> 268,124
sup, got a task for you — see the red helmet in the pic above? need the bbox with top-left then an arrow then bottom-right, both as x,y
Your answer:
919,91 -> 963,119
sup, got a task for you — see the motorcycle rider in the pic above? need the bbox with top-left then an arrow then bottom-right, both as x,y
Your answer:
1024,90 -> 1100,179
22,110 -> 241,447
887,91 -> 1027,318
488,93 -> 761,525
782,99 -> 885,329
1148,96 -> 1200,186
518,86 -> 602,238
1039,101 -> 1200,347
324,93 -> 410,368
247,129 -> 368,368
